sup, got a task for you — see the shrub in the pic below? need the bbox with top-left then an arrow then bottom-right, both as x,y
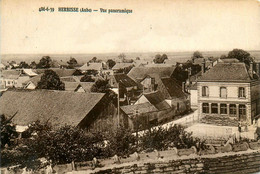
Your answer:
104,126 -> 137,157
139,124 -> 206,151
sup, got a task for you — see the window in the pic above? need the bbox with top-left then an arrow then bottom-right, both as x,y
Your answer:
220,104 -> 227,114
238,87 -> 245,98
202,103 -> 209,113
202,86 -> 209,97
239,105 -> 246,116
7,81 -> 10,84
229,104 -> 236,115
220,87 -> 227,98
211,103 -> 218,114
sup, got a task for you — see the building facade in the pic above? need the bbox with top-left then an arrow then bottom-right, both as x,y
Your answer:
197,62 -> 260,126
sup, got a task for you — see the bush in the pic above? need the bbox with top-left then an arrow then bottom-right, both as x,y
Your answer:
104,126 -> 137,157
139,125 -> 206,151
25,125 -> 105,165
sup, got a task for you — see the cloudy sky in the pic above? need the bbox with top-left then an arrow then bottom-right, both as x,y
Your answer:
1,0 -> 260,54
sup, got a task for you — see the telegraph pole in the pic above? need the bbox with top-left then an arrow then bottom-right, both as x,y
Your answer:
117,82 -> 120,127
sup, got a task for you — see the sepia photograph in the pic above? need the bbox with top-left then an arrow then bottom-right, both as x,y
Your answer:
1,0 -> 260,173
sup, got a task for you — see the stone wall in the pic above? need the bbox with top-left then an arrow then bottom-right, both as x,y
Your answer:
91,150 -> 260,174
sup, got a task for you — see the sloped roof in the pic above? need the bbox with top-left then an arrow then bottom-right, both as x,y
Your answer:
33,68 -> 76,77
79,63 -> 103,71
78,82 -> 95,92
22,69 -> 38,76
1,70 -> 21,79
219,58 -> 239,63
199,63 -> 252,82
144,91 -> 171,110
25,74 -> 43,86
113,74 -> 138,87
128,66 -> 175,82
112,63 -> 134,70
0,90 -> 105,127
161,78 -> 187,99
64,82 -> 79,91
120,102 -> 158,116
60,76 -> 80,82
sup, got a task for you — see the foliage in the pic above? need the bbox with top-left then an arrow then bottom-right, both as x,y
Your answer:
85,69 -> 98,76
30,61 -> 37,69
220,54 -> 227,59
80,74 -> 95,82
18,61 -> 30,69
104,126 -> 137,157
37,56 -> 52,69
107,59 -> 116,69
139,124 -> 206,151
1,114 -> 18,148
25,125 -> 104,165
192,51 -> 203,61
91,79 -> 111,93
227,49 -> 253,66
118,53 -> 126,60
36,70 -> 65,90
67,57 -> 78,69
153,54 -> 168,64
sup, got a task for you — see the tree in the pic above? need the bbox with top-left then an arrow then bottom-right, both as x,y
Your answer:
161,54 -> 168,61
67,57 -> 78,69
1,114 -> 17,148
18,61 -> 30,69
30,61 -> 37,69
192,51 -> 203,62
80,74 -> 95,82
227,49 -> 253,66
153,54 -> 168,64
91,79 -> 110,93
37,56 -> 52,69
220,55 -> 227,59
37,70 -> 65,90
136,57 -> 140,60
118,53 -> 126,60
107,59 -> 116,69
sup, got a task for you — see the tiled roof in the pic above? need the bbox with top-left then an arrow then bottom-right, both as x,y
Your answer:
64,82 -> 79,91
113,74 -> 138,87
0,90 -> 105,127
161,78 -> 187,99
1,70 -> 21,79
33,68 -> 76,77
79,63 -> 103,71
144,91 -> 171,110
199,63 -> 252,82
128,66 -> 175,82
120,102 -> 158,116
112,63 -> 134,70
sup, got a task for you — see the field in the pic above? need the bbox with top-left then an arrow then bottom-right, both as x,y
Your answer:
1,50 -> 260,65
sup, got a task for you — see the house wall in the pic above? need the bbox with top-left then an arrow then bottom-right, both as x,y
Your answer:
3,78 -> 17,88
134,95 -> 150,105
190,89 -> 198,109
197,81 -> 252,125
25,82 -> 36,90
16,76 -> 30,88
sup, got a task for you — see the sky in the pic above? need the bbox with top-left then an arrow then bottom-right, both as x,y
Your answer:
1,0 -> 260,54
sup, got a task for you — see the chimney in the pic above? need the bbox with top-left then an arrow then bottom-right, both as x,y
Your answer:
250,62 -> 253,76
188,67 -> 191,85
202,59 -> 206,74
256,62 -> 260,76
182,82 -> 186,92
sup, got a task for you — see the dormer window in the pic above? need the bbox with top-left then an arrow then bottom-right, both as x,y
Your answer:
238,87 -> 245,98
202,86 -> 209,97
220,87 -> 227,98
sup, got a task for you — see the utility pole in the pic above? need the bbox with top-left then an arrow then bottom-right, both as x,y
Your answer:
117,82 -> 120,128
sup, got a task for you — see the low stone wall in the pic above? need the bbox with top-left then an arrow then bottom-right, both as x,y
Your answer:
90,150 -> 260,174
